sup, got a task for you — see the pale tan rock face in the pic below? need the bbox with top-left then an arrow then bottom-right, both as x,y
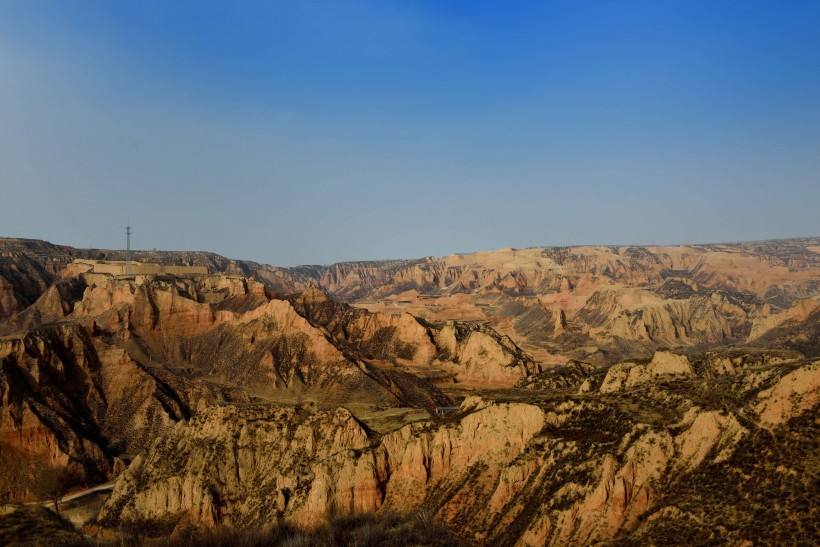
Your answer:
378,401 -> 546,510
321,241 -> 819,363
600,351 -> 694,393
748,297 -> 820,340
98,400 -> 550,532
430,322 -> 538,386
100,405 -> 373,527
755,360 -> 820,426
289,285 -> 538,388
673,411 -> 746,470
95,361 -> 820,547
549,430 -> 673,545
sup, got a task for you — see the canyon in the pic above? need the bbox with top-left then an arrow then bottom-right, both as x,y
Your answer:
0,237 -> 818,545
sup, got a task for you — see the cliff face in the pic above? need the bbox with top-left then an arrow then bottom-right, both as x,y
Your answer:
98,404 -> 372,527
307,240 -> 820,363
5,238 -> 818,365
97,354 -> 818,545
289,285 -> 540,386
0,271 -> 537,499
0,238 -> 309,325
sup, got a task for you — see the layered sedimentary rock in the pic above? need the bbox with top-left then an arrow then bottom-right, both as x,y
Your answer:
0,269 -> 536,498
289,285 -> 539,386
303,240 -> 820,363
4,238 -> 818,365
0,237 -> 817,544
98,354 -> 819,545
0,238 -> 306,325
311,241 -> 820,304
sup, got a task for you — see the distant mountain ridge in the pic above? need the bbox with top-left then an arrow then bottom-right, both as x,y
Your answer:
1,236 -> 818,544
3,237 -> 818,364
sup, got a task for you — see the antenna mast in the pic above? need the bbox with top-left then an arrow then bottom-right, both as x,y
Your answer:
125,225 -> 132,275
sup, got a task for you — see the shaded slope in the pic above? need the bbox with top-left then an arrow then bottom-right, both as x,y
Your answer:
96,354 -> 819,545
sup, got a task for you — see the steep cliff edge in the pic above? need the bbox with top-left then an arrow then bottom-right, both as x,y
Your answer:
4,238 -> 818,366
0,271 -> 540,500
96,356 -> 818,545
290,284 -> 540,386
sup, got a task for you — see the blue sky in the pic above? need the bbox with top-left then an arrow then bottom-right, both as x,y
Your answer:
1,1 -> 818,265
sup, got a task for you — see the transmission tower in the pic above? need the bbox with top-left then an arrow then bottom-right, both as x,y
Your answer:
125,225 -> 132,275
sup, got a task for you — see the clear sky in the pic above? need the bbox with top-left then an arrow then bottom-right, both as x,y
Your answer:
1,1 -> 818,266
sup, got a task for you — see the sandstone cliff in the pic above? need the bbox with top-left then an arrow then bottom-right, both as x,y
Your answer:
97,354 -> 818,545
5,238 -> 818,366
0,271 -> 541,499
305,240 -> 820,364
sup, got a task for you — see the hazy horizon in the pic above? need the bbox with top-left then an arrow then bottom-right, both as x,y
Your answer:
2,232 -> 818,269
2,1 -> 819,266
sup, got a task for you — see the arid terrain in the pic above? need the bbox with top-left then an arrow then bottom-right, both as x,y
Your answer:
0,237 -> 817,546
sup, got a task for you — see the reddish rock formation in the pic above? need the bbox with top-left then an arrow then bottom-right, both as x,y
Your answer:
0,270 -> 534,498
97,355 -> 819,544
0,237 -> 816,544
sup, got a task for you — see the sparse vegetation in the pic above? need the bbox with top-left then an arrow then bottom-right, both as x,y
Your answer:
99,512 -> 463,547
34,466 -> 80,513
0,238 -> 817,546
0,505 -> 92,546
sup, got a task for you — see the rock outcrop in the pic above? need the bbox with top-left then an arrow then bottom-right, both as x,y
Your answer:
599,351 -> 694,393
289,284 -> 540,386
0,237 -> 817,545
0,270 -> 541,499
303,240 -> 820,364
0,238 -> 308,325
4,237 -> 818,365
98,356 -> 818,545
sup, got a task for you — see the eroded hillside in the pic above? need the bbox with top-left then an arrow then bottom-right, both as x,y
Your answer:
0,238 -> 817,546
0,267 -> 534,501
97,354 -> 818,545
313,240 -> 820,365
5,238 -> 819,367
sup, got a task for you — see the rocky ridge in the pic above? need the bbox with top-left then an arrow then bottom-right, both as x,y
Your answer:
310,240 -> 820,364
0,269 -> 534,500
0,237 -> 817,545
4,238 -> 818,367
97,352 -> 819,545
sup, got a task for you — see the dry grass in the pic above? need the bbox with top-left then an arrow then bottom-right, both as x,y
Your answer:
101,511 -> 463,547
0,505 -> 93,546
